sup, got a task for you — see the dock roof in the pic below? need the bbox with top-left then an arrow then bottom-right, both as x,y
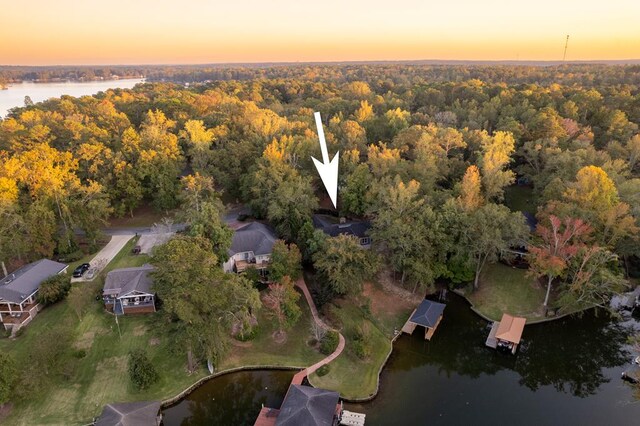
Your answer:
275,385 -> 339,426
495,313 -> 527,344
409,299 -> 446,328
96,401 -> 161,426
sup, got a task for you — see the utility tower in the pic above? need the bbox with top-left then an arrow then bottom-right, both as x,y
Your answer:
562,35 -> 570,62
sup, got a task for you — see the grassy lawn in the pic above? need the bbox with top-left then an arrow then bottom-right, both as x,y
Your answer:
0,242 -> 325,425
0,295 -> 207,425
504,185 -> 537,213
466,263 -> 547,321
308,281 -> 416,400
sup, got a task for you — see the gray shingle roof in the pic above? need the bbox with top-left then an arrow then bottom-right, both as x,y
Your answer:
96,401 -> 161,426
276,385 -> 339,426
228,222 -> 277,256
0,259 -> 68,304
312,215 -> 371,239
409,299 -> 446,328
103,265 -> 154,297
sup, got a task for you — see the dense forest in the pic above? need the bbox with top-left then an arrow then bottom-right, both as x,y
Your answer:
1,63 -> 639,312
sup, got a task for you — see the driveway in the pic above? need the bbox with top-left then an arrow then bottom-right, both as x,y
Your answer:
137,232 -> 174,254
71,234 -> 134,282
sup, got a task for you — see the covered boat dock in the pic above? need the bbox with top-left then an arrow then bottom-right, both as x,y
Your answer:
401,299 -> 446,340
485,313 -> 526,354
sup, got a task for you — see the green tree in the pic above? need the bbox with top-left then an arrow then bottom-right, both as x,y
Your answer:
269,240 -> 302,282
0,353 -> 17,405
128,349 -> 159,390
152,236 -> 260,370
369,179 -> 446,292
341,163 -> 373,217
313,234 -> 379,295
180,173 -> 232,262
451,202 -> 528,290
36,274 -> 71,305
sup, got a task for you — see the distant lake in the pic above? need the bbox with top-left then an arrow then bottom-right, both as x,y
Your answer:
0,79 -> 144,118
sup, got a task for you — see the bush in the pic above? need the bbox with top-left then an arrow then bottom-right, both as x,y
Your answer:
72,349 -> 87,359
36,274 -> 71,305
56,249 -> 84,263
316,364 -> 331,377
235,325 -> 258,342
350,324 -> 372,360
0,353 -> 17,404
128,349 -> 159,390
320,330 -> 339,355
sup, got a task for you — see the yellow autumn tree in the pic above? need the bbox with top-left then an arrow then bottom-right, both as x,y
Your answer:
458,165 -> 483,212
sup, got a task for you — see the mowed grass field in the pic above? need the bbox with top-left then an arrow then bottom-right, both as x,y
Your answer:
0,239 -> 202,425
0,238 -> 325,425
467,263 -> 546,321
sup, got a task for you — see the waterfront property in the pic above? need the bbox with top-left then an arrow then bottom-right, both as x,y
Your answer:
223,222 -> 277,274
255,384 -> 342,426
312,215 -> 371,248
102,265 -> 156,315
485,313 -> 527,354
0,259 -> 68,332
96,401 -> 162,426
402,299 -> 446,340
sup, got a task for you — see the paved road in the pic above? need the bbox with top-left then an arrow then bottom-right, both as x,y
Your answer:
102,204 -> 249,235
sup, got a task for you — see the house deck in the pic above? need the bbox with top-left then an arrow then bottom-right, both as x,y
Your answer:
235,259 -> 269,273
485,321 -> 499,349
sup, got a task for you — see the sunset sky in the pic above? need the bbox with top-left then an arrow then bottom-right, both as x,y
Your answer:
2,0 -> 639,65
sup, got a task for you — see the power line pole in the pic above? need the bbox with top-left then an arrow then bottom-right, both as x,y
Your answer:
562,35 -> 570,62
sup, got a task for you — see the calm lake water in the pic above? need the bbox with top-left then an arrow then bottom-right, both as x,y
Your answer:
0,79 -> 144,118
163,294 -> 640,426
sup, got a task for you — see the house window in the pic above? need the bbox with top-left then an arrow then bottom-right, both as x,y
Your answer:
360,237 -> 371,245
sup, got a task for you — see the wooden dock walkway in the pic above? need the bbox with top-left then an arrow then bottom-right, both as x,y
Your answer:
340,410 -> 366,425
485,321 -> 499,349
401,309 -> 417,334
425,316 -> 442,340
291,278 -> 346,385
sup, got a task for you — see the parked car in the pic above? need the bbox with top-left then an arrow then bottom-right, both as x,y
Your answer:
73,263 -> 91,278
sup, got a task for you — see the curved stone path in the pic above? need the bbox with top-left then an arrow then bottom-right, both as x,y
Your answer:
291,277 -> 345,385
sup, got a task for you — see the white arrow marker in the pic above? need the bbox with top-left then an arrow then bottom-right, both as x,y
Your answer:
311,111 -> 339,208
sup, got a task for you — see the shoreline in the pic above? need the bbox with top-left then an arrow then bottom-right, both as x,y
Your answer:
160,288 -> 596,412
158,287 -> 595,413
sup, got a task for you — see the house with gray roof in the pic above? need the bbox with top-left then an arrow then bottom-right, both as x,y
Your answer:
0,259 -> 68,331
275,385 -> 340,426
312,215 -> 371,248
102,265 -> 155,315
223,222 -> 277,274
95,401 -> 161,426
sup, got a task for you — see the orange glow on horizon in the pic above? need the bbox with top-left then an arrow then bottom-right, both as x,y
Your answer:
2,0 -> 639,65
